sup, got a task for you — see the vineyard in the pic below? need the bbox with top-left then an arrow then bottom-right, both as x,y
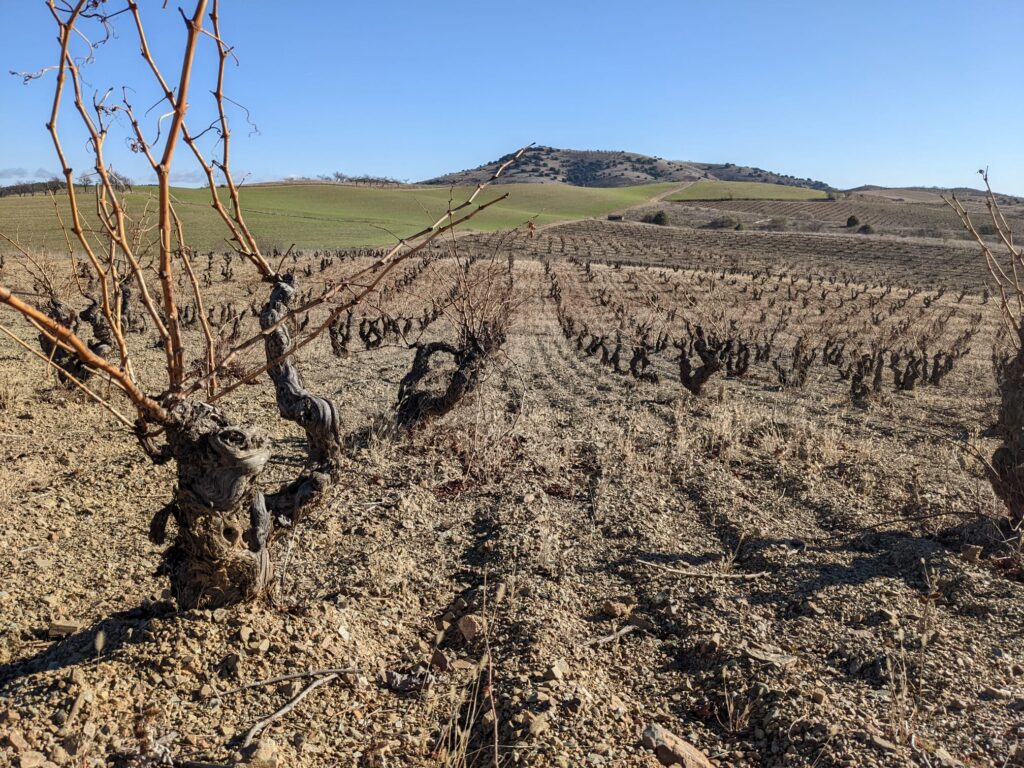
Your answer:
2,216 -> 1023,768
2,5 -> 1023,768
631,194 -> 1024,241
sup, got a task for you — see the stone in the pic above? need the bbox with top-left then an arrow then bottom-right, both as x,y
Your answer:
933,747 -> 964,767
47,619 -> 82,639
17,752 -> 48,768
961,544 -> 983,563
457,614 -> 486,643
6,729 -> 30,752
430,648 -> 450,672
244,737 -> 280,767
602,600 -> 632,618
867,733 -> 897,753
544,659 -> 569,682
948,697 -> 969,712
641,724 -> 713,767
803,600 -> 825,617
980,686 -> 1012,701
527,712 -> 550,736
811,688 -> 828,706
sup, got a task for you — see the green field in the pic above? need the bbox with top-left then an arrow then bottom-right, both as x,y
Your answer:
0,181 -> 678,252
668,180 -> 828,202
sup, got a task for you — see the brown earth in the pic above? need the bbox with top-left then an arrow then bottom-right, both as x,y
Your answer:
1,213 -> 1023,768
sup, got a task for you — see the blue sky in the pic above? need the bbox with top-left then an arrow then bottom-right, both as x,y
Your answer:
1,1 -> 1022,192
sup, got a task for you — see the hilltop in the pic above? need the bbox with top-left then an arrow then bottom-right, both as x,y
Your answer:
422,145 -> 831,191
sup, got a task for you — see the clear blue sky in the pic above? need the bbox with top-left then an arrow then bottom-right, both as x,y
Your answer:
1,1 -> 1022,192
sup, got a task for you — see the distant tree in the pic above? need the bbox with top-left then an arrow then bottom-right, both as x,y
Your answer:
846,215 -> 860,228
108,170 -> 133,192
642,210 -> 668,226
857,224 -> 874,235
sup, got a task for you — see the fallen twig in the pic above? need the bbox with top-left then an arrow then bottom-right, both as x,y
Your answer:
241,672 -> 339,748
584,623 -> 638,647
637,559 -> 769,580
222,666 -> 355,696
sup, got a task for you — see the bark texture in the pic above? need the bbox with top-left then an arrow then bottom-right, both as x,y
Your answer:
151,401 -> 273,609
395,341 -> 486,429
992,329 -> 1024,528
260,277 -> 341,524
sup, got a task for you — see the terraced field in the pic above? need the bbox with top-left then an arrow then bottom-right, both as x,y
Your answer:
667,180 -> 829,202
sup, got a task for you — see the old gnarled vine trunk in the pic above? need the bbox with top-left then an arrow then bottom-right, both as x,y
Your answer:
150,401 -> 273,609
992,328 -> 1024,529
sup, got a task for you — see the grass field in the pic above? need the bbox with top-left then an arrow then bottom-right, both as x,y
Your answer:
667,179 -> 829,202
0,181 -> 678,252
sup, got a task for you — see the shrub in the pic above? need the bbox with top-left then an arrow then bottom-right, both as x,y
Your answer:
704,215 -> 741,230
858,224 -> 875,235
642,210 -> 668,226
846,215 -> 860,228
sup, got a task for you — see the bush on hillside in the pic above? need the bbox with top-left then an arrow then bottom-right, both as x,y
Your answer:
704,215 -> 742,230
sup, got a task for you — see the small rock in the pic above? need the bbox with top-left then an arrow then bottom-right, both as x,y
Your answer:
933,746 -> 965,767
980,686 -> 1012,701
544,659 -> 569,682
244,737 -> 280,767
457,614 -> 486,643
948,697 -> 969,712
527,712 -> 550,736
430,648 -> 450,672
18,751 -> 48,768
867,733 -> 898,753
602,600 -> 632,619
47,619 -> 82,639
811,688 -> 828,706
961,544 -> 983,563
803,600 -> 825,617
6,729 -> 30,752
641,723 -> 713,767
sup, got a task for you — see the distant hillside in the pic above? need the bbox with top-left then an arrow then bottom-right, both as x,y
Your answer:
422,146 -> 831,191
847,184 -> 1023,206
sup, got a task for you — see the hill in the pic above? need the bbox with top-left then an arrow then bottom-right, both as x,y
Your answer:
422,146 -> 831,191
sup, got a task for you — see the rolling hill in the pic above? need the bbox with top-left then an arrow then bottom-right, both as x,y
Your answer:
422,146 -> 831,191
0,181 -> 679,252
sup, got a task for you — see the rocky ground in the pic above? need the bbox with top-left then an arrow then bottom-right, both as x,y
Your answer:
1,247 -> 1023,768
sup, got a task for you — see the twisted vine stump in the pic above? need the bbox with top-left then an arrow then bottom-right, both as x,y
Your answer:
395,341 -> 484,429
39,298 -> 112,385
991,328 -> 1024,529
260,277 -> 342,524
150,401 -> 273,609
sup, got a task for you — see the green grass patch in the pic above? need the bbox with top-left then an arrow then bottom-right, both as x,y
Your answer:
668,180 -> 828,202
0,181 -> 677,252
